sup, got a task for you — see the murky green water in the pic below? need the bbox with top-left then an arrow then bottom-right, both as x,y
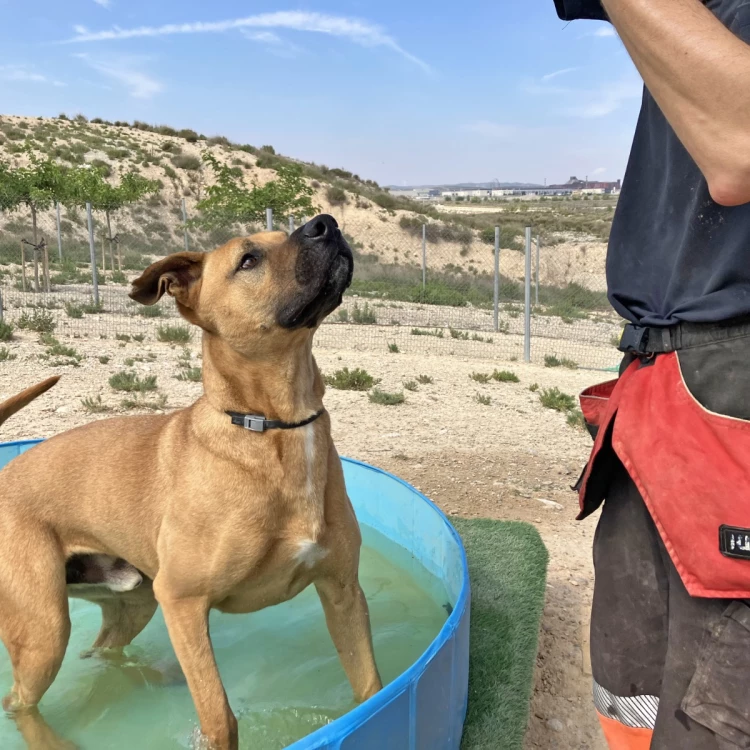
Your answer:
0,526 -> 449,749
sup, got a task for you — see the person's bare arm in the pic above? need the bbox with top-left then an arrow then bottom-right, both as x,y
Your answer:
600,0 -> 750,206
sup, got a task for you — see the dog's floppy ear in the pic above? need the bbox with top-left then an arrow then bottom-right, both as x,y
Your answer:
130,252 -> 205,309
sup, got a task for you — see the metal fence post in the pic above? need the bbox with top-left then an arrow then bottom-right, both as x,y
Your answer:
87,203 -> 100,306
493,226 -> 500,332
0,289 -> 3,322
421,224 -> 426,291
181,198 -> 189,252
289,216 -> 295,233
56,202 -> 62,262
524,227 -> 532,362
535,234 -> 540,306
266,208 -> 273,231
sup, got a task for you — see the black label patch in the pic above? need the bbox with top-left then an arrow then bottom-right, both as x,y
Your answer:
719,525 -> 750,560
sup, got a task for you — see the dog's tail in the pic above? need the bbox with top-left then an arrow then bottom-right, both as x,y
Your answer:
0,376 -> 60,428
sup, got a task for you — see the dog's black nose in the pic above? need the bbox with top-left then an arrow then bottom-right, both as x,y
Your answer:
302,214 -> 338,239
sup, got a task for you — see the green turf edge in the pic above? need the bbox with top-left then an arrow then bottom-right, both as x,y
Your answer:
452,519 -> 550,750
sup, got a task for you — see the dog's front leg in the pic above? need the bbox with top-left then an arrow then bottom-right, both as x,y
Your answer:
315,576 -> 383,702
155,591 -> 237,749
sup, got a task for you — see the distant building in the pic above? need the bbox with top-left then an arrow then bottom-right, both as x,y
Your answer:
549,176 -> 622,195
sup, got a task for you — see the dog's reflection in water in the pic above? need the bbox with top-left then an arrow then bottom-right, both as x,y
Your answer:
68,554 -> 183,685
11,556 -> 185,750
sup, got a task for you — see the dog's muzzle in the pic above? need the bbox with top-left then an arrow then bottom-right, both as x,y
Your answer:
277,215 -> 353,329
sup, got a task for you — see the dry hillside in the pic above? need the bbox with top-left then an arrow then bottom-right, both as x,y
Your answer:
0,114 -> 610,293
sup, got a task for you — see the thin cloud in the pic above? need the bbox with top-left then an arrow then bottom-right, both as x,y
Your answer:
93,0 -> 112,8
524,73 -> 641,118
60,11 -> 431,72
0,64 -> 65,87
590,167 -> 607,176
541,67 -> 579,82
241,29 -> 304,59
580,26 -> 617,39
563,79 -> 642,118
74,54 -> 163,99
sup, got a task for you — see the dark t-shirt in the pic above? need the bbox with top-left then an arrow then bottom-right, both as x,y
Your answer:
554,0 -> 750,325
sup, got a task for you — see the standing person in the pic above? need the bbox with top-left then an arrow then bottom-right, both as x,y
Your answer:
553,1 -> 750,748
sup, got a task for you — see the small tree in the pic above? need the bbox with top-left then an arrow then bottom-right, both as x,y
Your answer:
194,154 -> 318,231
0,151 -> 68,290
68,167 -> 159,271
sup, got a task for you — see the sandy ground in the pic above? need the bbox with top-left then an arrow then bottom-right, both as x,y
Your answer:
0,327 -> 608,749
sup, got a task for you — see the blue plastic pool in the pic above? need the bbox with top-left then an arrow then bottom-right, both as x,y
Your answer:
0,440 -> 470,749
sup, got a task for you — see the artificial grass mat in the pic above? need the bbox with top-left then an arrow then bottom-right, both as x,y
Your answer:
452,518 -> 549,750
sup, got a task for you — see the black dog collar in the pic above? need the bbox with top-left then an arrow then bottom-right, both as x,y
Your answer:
226,409 -> 324,433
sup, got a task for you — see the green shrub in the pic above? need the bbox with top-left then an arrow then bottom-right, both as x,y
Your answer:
0,321 -> 13,341
351,302 -> 377,325
157,324 -> 192,343
371,192 -> 398,210
98,355 -> 110,364
326,186 -> 348,206
109,370 -> 158,392
470,372 -> 491,383
403,380 -> 418,392
388,342 -> 400,353
17,308 -> 56,333
90,159 -> 112,177
449,327 -> 470,340
337,309 -> 349,322
121,394 -> 168,411
171,154 -> 201,171
139,305 -> 163,317
411,328 -> 444,338
81,395 -> 111,413
0,347 -> 16,362
369,388 -> 405,405
64,302 -> 84,318
492,370 -> 520,383
539,387 -> 576,413
567,409 -> 586,430
544,354 -> 578,370
416,374 -> 433,385
324,367 -> 380,391
474,393 -> 492,406
111,270 -> 127,284
176,366 -> 202,382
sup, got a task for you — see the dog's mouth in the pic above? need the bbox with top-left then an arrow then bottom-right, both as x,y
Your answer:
277,226 -> 353,330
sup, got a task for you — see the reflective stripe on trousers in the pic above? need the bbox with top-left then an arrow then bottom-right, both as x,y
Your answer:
594,681 -> 657,749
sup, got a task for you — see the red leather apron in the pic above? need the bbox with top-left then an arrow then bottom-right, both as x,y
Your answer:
579,353 -> 750,599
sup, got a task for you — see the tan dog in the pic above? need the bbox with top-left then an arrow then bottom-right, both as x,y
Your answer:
0,215 -> 382,749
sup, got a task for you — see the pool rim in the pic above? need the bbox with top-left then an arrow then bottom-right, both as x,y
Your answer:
0,441 -> 471,749
288,456 -> 470,749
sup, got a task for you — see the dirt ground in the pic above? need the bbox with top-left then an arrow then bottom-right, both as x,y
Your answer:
0,331 -> 608,749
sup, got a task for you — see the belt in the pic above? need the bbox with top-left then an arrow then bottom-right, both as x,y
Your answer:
618,324 -> 684,355
618,318 -> 750,355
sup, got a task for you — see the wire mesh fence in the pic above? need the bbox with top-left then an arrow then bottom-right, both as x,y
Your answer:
0,203 -> 623,370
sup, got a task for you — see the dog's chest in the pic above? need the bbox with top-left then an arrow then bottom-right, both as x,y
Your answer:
294,537 -> 328,568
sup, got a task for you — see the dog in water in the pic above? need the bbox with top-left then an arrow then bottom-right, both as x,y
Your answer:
0,215 -> 382,749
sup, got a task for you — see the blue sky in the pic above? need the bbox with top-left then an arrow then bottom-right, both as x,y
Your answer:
0,1 -> 643,186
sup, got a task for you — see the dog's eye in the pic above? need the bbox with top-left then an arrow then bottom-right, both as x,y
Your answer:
239,252 -> 261,271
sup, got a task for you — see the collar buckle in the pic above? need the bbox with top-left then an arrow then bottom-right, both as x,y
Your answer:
243,415 -> 266,432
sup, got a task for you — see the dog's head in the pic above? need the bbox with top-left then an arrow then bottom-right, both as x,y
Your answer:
129,214 -> 353,355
